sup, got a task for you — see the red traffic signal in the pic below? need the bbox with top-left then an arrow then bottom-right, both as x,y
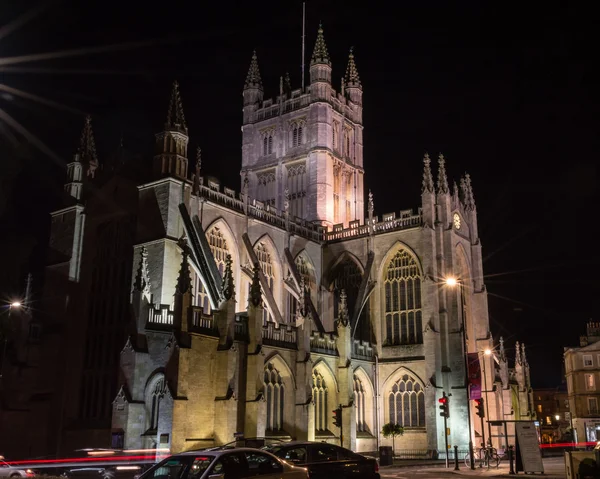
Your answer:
474,398 -> 485,418
332,407 -> 342,428
439,394 -> 449,418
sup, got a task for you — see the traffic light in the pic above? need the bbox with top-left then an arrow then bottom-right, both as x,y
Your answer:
439,395 -> 449,418
475,398 -> 485,418
332,406 -> 342,427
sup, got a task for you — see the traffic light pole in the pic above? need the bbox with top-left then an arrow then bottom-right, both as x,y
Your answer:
340,404 -> 343,447
443,406 -> 449,468
458,282 -> 475,470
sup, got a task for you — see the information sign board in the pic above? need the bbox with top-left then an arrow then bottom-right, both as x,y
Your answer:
515,421 -> 544,473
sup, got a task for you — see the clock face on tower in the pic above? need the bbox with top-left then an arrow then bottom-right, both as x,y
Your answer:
453,213 -> 461,230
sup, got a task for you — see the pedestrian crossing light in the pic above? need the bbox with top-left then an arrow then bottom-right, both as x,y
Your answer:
439,395 -> 449,418
475,398 -> 485,418
332,406 -> 342,427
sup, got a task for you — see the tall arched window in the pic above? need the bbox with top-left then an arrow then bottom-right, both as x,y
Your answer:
147,377 -> 165,431
332,258 -> 370,341
256,242 -> 274,324
384,250 -> 423,345
354,375 -> 367,433
312,370 -> 328,432
388,374 -> 425,428
194,226 -> 231,314
264,363 -> 284,432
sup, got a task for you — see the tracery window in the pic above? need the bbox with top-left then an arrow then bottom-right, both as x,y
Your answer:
256,242 -> 274,324
291,121 -> 305,148
194,226 -> 231,314
388,374 -> 425,428
148,377 -> 166,430
286,163 -> 306,218
264,363 -> 284,432
312,370 -> 328,432
287,255 -> 312,322
262,131 -> 274,155
343,128 -> 351,158
257,171 -> 276,207
354,375 -> 367,433
384,250 -> 423,345
333,165 -> 341,223
332,121 -> 339,150
332,258 -> 370,341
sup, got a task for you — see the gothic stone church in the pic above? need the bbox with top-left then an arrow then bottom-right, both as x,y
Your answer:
36,26 -> 534,458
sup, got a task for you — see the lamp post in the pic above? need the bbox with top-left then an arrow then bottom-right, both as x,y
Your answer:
445,277 -> 475,470
483,349 -> 492,447
1,301 -> 22,380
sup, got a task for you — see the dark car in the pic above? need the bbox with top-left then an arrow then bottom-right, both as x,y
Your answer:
263,441 -> 380,479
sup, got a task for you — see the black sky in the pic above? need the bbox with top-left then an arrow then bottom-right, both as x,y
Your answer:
0,1 -> 598,387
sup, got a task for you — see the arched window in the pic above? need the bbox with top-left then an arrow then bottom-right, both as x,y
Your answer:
332,122 -> 338,150
291,122 -> 304,148
264,363 -> 284,432
263,136 -> 268,156
384,250 -> 423,345
194,226 -> 231,314
147,377 -> 166,431
268,134 -> 273,154
286,163 -> 307,218
354,375 -> 367,433
312,370 -> 328,432
332,258 -> 370,342
388,374 -> 425,428
255,242 -> 274,324
287,254 -> 313,322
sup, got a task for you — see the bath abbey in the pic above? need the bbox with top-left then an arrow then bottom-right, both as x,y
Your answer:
2,26 -> 534,458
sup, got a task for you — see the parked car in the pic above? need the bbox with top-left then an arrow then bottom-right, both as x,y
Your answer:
138,447 -> 308,479
262,441 -> 380,479
0,459 -> 35,478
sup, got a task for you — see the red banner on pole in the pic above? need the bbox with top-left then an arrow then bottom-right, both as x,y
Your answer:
468,352 -> 482,400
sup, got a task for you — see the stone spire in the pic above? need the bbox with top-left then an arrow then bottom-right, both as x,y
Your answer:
499,336 -> 506,362
283,72 -> 292,95
311,24 -> 331,65
249,262 -> 262,308
175,245 -> 192,295
244,50 -> 262,89
464,173 -> 476,210
422,153 -> 434,193
133,246 -> 151,295
192,147 -> 202,194
437,153 -> 449,194
165,81 -> 187,133
459,176 -> 468,205
221,254 -> 234,301
452,181 -> 460,204
78,115 -> 98,177
368,190 -> 374,217
521,342 -> 528,366
344,47 -> 361,88
338,289 -> 349,326
515,340 -> 522,365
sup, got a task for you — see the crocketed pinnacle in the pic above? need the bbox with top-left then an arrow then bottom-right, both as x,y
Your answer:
78,115 -> 98,165
192,147 -> 201,194
244,50 -> 263,89
344,47 -> 361,88
166,81 -> 187,133
422,153 -> 434,193
175,246 -> 192,295
464,173 -> 475,210
515,341 -> 522,365
452,181 -> 460,204
311,24 -> 331,66
499,336 -> 506,362
368,190 -> 374,216
249,262 -> 262,307
338,289 -> 349,327
459,176 -> 467,205
134,246 -> 151,293
221,254 -> 235,301
521,343 -> 528,366
437,153 -> 449,194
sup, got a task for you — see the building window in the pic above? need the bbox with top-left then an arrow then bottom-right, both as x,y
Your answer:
333,165 -> 341,223
332,121 -> 339,151
148,378 -> 165,431
264,363 -> 284,432
194,226 -> 231,314
312,370 -> 328,432
257,171 -> 276,207
388,374 -> 425,428
537,404 -> 542,413
291,123 -> 304,147
332,258 -> 369,337
111,432 -> 124,449
287,255 -> 312,322
262,132 -> 274,155
545,416 -> 551,425
586,374 -> 595,391
354,375 -> 368,433
286,163 -> 307,219
588,397 -> 598,414
384,250 -> 423,346
255,242 -> 274,324
584,355 -> 593,367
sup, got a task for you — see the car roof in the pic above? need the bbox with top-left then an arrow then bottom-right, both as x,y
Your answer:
175,447 -> 280,456
265,441 -> 338,447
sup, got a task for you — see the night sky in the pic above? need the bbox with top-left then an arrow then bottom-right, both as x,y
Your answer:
0,1 -> 598,387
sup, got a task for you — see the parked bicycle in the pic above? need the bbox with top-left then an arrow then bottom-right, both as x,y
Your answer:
464,445 -> 500,468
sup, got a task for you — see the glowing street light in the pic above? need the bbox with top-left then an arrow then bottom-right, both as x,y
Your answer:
445,277 -> 458,287
484,349 -> 492,356
10,302 -> 21,308
555,414 -> 560,421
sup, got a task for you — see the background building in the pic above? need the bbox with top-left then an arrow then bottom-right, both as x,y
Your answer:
533,386 -> 570,444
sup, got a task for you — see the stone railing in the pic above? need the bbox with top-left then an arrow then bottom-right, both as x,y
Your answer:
309,331 -> 338,356
147,304 -> 174,327
189,306 -> 219,336
351,339 -> 374,360
262,321 -> 297,349
234,315 -> 248,341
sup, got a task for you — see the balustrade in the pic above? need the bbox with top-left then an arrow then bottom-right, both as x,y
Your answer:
262,321 -> 297,349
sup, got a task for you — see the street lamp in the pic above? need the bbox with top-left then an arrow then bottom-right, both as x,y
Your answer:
1,301 -> 22,380
445,276 -> 475,470
483,348 -> 492,447
555,415 -> 560,421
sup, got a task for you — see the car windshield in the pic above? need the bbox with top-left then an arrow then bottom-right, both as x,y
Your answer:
142,455 -> 214,479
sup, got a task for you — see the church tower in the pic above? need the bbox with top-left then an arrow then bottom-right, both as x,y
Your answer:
153,81 -> 189,180
240,26 -> 365,228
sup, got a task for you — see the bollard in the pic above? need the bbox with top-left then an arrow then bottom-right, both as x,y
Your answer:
508,445 -> 515,475
454,445 -> 459,471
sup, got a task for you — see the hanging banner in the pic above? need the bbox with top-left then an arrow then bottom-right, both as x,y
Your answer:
467,353 -> 482,400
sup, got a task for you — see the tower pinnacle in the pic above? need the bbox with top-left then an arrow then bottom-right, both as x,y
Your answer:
437,153 -> 449,194
464,173 -> 475,210
422,153 -> 434,193
166,81 -> 187,133
244,50 -> 263,89
344,47 -> 361,88
78,115 -> 98,177
311,24 -> 330,65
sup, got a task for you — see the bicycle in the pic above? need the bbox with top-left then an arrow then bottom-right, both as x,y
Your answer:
464,445 -> 500,468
